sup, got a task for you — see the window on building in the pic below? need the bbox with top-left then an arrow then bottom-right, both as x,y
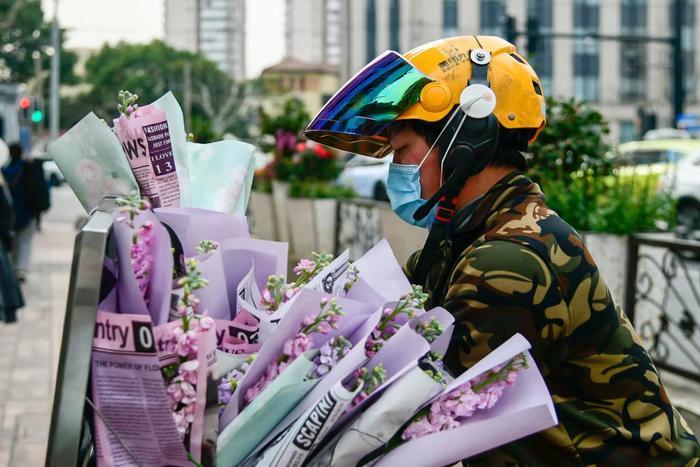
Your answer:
573,0 -> 600,102
619,0 -> 647,102
366,0 -> 377,62
665,1 -> 696,103
527,0 -> 553,95
480,0 -> 506,36
389,0 -> 401,51
325,0 -> 342,65
682,0 -> 696,102
619,121 -> 638,143
444,0 -> 458,36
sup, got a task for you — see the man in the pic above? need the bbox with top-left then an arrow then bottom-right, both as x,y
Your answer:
305,36 -> 699,465
2,142 -> 50,281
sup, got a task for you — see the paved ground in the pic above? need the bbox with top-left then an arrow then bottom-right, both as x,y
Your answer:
0,186 -> 82,467
0,186 -> 698,467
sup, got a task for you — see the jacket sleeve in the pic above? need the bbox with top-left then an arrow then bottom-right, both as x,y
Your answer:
442,239 -> 568,375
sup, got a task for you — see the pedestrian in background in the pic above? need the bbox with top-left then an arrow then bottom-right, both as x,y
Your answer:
0,169 -> 24,323
2,142 -> 51,281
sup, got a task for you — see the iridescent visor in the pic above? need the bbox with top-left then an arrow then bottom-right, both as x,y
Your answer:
304,50 -> 433,158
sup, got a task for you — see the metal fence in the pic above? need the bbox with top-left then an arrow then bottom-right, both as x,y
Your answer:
625,233 -> 700,383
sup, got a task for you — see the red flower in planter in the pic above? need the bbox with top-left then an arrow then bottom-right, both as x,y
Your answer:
313,145 -> 333,159
295,142 -> 308,153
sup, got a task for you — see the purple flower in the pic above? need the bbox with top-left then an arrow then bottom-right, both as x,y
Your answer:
309,336 -> 351,379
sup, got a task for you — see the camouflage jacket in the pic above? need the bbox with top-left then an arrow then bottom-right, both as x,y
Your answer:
404,172 -> 700,466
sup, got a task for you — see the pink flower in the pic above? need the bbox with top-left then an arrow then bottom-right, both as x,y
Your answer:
302,314 -> 316,327
294,259 -> 316,275
506,370 -> 519,385
261,288 -> 276,309
284,286 -> 301,301
178,360 -> 199,385
282,333 -> 312,359
174,328 -> 199,357
477,381 -> 506,410
315,320 -> 332,334
402,417 -> 435,441
196,315 -> 214,331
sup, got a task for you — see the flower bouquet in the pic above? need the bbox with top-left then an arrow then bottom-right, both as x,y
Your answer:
216,290 -> 378,466
53,90 -> 559,467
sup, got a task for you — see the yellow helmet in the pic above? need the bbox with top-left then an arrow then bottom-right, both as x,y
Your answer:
305,35 -> 546,158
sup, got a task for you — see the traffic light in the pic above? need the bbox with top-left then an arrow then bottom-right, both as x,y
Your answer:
18,96 -> 32,122
31,108 -> 44,124
504,16 -> 517,44
526,17 -> 540,55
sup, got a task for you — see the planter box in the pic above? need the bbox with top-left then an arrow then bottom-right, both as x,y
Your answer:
286,198 -> 338,259
271,180 -> 291,243
248,191 -> 276,240
581,233 -> 628,307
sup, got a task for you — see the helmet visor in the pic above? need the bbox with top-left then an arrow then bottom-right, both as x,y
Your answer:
304,50 -> 433,158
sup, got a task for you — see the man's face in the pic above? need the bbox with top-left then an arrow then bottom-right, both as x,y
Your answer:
390,126 -> 442,200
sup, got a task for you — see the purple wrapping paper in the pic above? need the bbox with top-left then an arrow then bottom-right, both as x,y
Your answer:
374,336 -> 558,466
411,307 -> 455,356
220,238 -> 288,281
154,207 -> 249,258
330,321 -> 431,432
111,210 -> 173,325
351,239 -> 411,303
194,240 -> 287,321
218,289 -> 377,430
219,238 -> 289,291
249,304 -> 383,458
192,251 -> 231,320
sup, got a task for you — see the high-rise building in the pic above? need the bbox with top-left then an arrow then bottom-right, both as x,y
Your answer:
164,0 -> 199,53
286,0 -> 342,65
340,0 -> 700,143
164,0 -> 246,81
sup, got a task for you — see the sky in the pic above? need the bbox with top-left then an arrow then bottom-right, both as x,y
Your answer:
41,0 -> 286,79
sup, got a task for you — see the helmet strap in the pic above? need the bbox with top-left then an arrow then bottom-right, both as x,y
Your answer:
411,44 -> 501,287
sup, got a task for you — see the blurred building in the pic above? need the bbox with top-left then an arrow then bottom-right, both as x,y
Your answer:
164,0 -> 246,81
286,0 -> 342,65
260,58 -> 339,114
340,0 -> 700,143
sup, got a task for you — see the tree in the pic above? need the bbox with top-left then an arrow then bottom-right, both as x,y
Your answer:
0,0 -> 77,85
65,40 -> 257,141
528,97 -> 612,184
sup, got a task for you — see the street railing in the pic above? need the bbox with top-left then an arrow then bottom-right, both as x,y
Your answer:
45,197 -> 118,467
625,233 -> 700,383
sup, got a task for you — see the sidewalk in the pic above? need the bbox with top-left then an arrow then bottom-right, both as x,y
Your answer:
0,189 -> 78,467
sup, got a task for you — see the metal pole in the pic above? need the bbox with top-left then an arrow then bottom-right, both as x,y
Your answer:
624,235 -> 640,327
183,61 -> 192,133
49,0 -> 60,140
672,0 -> 685,127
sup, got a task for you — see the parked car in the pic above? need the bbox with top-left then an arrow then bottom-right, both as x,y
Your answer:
616,139 -> 700,239
615,139 -> 695,175
659,150 -> 700,236
338,154 -> 391,201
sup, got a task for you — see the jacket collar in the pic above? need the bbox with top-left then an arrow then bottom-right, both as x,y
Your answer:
448,171 -> 544,239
